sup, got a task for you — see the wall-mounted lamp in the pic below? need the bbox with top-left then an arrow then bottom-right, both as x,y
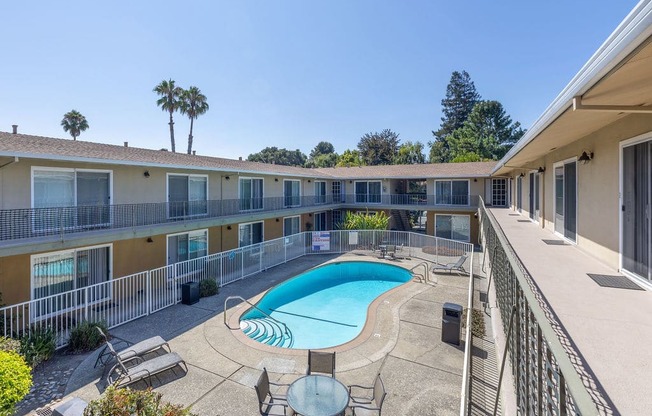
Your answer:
146,237 -> 154,243
225,176 -> 230,180
307,180 -> 311,183
349,180 -> 353,184
537,167 -> 546,173
473,178 -> 477,182
275,178 -> 279,182
276,218 -> 280,222
519,173 -> 525,178
578,150 -> 594,164
143,170 -> 150,178
227,225 -> 232,230
308,213 -> 312,217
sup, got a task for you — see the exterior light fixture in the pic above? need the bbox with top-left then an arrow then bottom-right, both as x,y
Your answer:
227,225 -> 232,230
537,167 -> 546,173
225,176 -> 230,180
519,173 -> 525,178
143,170 -> 150,178
275,178 -> 278,182
578,151 -> 594,164
146,237 -> 154,243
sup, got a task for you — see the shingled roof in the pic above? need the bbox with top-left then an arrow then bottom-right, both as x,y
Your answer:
0,131 -> 497,178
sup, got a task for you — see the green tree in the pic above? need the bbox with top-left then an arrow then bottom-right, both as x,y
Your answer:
393,141 -> 425,164
247,147 -> 307,166
309,141 -> 335,159
429,70 -> 480,162
60,110 -> 89,141
154,79 -> 183,152
180,86 -> 209,155
306,153 -> 339,168
336,149 -> 365,167
447,100 -> 525,161
357,129 -> 400,166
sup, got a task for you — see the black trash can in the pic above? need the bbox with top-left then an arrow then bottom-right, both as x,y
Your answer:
181,281 -> 200,305
442,302 -> 463,345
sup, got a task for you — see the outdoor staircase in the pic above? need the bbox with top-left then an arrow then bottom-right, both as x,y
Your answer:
240,317 -> 294,348
390,210 -> 412,231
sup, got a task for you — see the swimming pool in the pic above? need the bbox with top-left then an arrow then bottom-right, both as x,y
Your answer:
240,261 -> 412,349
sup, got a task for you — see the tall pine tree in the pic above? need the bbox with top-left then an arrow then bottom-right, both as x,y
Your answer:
429,70 -> 480,162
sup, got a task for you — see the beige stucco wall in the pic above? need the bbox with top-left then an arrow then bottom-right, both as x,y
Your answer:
426,211 -> 479,245
503,113 -> 652,270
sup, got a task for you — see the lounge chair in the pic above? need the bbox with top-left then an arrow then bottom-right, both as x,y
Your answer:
431,255 -> 468,274
255,367 -> 295,416
348,373 -> 387,415
307,350 -> 336,378
105,341 -> 187,387
94,327 -> 170,368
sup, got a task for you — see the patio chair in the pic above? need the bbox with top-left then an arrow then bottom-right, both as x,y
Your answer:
383,245 -> 396,260
105,341 -> 187,387
255,367 -> 295,416
431,255 -> 468,274
307,350 -> 336,378
94,327 -> 170,368
348,373 -> 387,415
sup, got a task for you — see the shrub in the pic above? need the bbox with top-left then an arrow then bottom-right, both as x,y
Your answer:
20,326 -> 56,368
0,337 -> 20,353
0,350 -> 32,416
83,385 -> 196,416
68,321 -> 108,353
199,279 -> 219,298
462,308 -> 486,338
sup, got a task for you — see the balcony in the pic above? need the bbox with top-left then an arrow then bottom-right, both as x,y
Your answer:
0,194 -> 481,246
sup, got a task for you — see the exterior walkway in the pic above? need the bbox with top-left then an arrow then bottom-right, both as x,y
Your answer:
489,207 -> 652,416
52,253 -> 475,416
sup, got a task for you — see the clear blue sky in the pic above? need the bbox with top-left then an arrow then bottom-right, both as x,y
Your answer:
0,1 -> 639,159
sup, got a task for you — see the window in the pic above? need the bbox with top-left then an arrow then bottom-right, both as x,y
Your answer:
516,175 -> 523,212
239,221 -> 264,247
168,174 -> 207,218
529,172 -> 541,222
554,160 -> 577,242
355,181 -> 381,203
435,215 -> 470,242
332,210 -> 343,229
315,181 -> 327,204
284,180 -> 301,207
435,180 -> 469,205
283,216 -> 301,236
31,245 -> 111,317
32,168 -> 111,230
240,178 -> 264,211
313,212 -> 327,231
492,178 -> 507,207
167,230 -> 208,264
332,181 -> 343,203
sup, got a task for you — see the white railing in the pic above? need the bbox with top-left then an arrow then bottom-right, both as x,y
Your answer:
0,230 -> 473,348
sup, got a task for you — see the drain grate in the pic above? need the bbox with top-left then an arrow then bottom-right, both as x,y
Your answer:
36,408 -> 53,416
587,274 -> 644,290
542,239 -> 566,245
517,219 -> 530,223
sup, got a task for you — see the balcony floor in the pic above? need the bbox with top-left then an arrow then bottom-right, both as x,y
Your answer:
489,207 -> 652,415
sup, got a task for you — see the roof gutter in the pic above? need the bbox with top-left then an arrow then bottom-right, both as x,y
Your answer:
492,0 -> 652,174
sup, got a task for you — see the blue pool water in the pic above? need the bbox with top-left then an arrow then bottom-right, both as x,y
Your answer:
240,261 -> 412,349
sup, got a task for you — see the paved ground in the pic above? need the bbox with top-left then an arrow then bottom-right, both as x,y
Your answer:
489,207 -> 652,416
23,251 -> 499,416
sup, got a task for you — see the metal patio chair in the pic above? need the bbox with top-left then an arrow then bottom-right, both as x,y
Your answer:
307,350 -> 336,378
348,373 -> 387,415
255,367 -> 295,416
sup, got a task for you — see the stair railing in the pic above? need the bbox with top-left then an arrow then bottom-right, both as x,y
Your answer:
410,261 -> 430,283
223,295 -> 291,338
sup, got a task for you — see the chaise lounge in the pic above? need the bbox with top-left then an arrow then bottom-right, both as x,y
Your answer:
105,341 -> 187,387
431,254 -> 468,274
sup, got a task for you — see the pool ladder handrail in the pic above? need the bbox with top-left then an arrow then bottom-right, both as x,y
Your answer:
223,295 -> 291,338
410,262 -> 430,283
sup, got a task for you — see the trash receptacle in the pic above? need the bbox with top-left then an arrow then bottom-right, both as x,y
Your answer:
442,302 -> 463,345
181,281 -> 200,305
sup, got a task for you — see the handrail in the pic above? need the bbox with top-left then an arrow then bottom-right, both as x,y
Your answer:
459,247 -> 474,415
410,262 -> 430,283
223,295 -> 291,337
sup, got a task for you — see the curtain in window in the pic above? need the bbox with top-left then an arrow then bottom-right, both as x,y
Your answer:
355,182 -> 367,203
284,217 -> 300,236
77,172 -> 110,226
34,170 -> 75,230
285,181 -> 300,207
189,176 -> 207,215
435,181 -> 451,204
368,182 -> 381,203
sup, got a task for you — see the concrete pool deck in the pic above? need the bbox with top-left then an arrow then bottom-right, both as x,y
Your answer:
58,252 -> 483,415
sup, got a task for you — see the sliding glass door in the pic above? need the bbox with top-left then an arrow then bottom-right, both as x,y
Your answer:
529,172 -> 540,222
554,160 -> 577,242
622,140 -> 651,281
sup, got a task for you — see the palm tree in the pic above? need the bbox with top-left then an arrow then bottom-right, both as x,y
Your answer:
61,110 -> 89,141
153,79 -> 183,152
179,86 -> 209,154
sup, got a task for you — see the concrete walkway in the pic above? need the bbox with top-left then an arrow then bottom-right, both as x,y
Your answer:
489,207 -> 652,416
59,253 -> 475,415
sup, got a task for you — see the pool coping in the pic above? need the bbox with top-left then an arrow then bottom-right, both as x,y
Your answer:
226,255 -> 425,357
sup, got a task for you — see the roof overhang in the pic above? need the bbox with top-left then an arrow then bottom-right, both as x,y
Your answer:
493,0 -> 652,175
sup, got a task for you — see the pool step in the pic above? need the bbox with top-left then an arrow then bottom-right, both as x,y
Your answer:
240,317 -> 294,348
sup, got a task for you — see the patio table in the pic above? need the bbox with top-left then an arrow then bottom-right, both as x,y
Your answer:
286,374 -> 349,416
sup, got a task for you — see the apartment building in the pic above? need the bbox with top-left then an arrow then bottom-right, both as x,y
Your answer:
0,131 -> 497,307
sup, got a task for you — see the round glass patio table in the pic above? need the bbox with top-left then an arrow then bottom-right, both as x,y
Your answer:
286,375 -> 349,416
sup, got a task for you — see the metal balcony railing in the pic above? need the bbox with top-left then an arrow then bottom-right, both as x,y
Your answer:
477,198 -> 602,415
0,194 -> 480,243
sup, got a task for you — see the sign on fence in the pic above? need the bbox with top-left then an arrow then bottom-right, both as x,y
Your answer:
312,232 -> 330,251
